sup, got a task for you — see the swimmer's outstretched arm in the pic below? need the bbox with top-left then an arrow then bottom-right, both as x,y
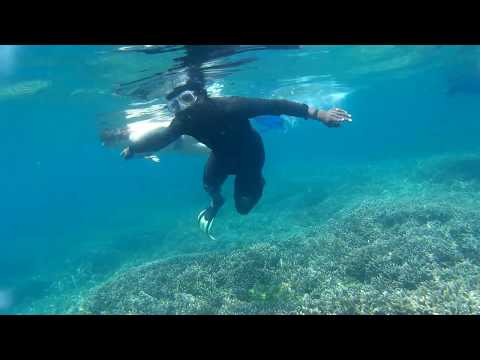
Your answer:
121,121 -> 182,159
222,96 -> 352,127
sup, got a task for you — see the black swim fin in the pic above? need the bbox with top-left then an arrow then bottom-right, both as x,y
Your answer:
197,207 -> 219,240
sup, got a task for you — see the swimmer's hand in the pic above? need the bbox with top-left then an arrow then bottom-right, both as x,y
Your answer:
309,107 -> 352,128
120,146 -> 134,160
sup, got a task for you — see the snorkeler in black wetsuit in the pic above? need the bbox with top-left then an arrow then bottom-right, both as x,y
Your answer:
121,86 -> 352,240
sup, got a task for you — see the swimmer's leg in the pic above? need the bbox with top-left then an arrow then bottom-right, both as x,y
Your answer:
198,152 -> 229,239
234,171 -> 266,215
234,131 -> 266,215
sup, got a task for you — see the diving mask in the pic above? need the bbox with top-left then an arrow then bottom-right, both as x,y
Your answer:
168,90 -> 197,113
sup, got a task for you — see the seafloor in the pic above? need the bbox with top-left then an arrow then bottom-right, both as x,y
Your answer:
14,152 -> 480,315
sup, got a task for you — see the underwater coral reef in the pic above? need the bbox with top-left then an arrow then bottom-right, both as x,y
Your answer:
81,195 -> 480,315
14,152 -> 480,314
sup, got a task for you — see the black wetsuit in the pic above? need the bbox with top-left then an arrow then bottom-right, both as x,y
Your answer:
130,96 -> 311,214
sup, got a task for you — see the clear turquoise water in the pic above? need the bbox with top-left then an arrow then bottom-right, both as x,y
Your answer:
1,45 -> 480,314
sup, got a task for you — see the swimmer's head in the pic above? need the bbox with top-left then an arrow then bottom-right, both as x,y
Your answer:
168,90 -> 198,113
166,80 -> 207,114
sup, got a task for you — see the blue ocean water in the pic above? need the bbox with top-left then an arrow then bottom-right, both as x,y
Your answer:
1,45 -> 480,314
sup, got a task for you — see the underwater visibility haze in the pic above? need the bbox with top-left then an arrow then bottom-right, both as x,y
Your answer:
1,45 -> 480,315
